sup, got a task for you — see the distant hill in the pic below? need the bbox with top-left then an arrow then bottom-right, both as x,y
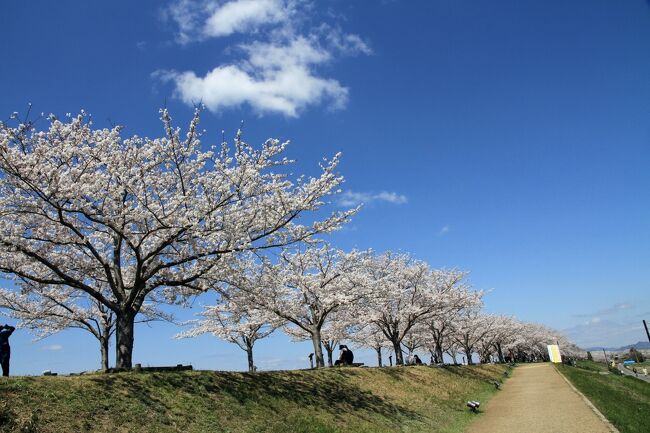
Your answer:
585,341 -> 650,352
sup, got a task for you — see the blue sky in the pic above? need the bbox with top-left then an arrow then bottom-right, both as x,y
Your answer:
1,0 -> 650,374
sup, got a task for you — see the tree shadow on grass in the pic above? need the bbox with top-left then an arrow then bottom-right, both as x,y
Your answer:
89,370 -> 422,424
440,365 -> 503,382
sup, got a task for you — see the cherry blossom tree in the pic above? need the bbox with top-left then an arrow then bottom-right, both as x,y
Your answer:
451,310 -> 494,365
425,314 -> 456,364
502,321 -> 582,362
401,323 -> 427,363
356,252 -> 472,365
223,245 -> 365,368
485,315 -> 519,363
177,293 -> 278,372
475,315 -> 501,363
445,339 -> 462,364
350,323 -> 388,367
0,284 -> 170,370
286,311 -> 357,367
0,109 -> 353,368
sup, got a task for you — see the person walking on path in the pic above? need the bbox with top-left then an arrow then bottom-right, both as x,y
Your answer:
0,324 -> 16,376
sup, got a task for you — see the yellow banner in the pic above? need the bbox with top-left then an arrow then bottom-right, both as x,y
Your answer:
547,345 -> 562,363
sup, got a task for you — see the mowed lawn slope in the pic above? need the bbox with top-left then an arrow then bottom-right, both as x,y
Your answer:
557,362 -> 650,433
0,365 -> 506,433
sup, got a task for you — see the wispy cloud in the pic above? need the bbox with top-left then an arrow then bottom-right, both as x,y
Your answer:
438,225 -> 450,236
563,319 -> 644,349
565,300 -> 650,348
573,303 -> 632,319
159,0 -> 371,117
42,344 -> 63,351
337,190 -> 407,207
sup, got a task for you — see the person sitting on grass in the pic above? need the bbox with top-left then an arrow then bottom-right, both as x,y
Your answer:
0,324 -> 16,377
335,345 -> 354,366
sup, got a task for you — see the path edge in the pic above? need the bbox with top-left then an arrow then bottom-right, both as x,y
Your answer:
553,365 -> 620,433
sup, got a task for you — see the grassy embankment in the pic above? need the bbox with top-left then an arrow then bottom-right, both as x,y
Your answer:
557,361 -> 650,433
0,364 -> 507,433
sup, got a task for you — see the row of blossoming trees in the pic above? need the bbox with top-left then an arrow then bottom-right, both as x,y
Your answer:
0,109 -> 580,371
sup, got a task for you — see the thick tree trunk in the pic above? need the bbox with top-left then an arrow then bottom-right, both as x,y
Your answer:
115,311 -> 135,369
496,342 -> 505,363
246,345 -> 255,372
435,342 -> 444,364
310,328 -> 325,368
100,335 -> 109,371
391,339 -> 404,365
463,346 -> 474,365
376,347 -> 383,367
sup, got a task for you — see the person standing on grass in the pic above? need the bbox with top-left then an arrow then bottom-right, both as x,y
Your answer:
0,324 -> 16,376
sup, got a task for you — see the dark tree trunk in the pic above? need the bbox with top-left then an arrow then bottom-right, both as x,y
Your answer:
246,345 -> 255,372
100,335 -> 109,371
496,342 -> 505,363
311,328 -> 325,368
325,345 -> 334,367
100,319 -> 111,371
376,347 -> 383,367
463,346 -> 474,365
115,310 -> 135,369
435,342 -> 444,364
391,339 -> 404,365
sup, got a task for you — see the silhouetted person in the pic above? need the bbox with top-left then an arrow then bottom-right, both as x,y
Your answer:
413,354 -> 423,365
0,324 -> 16,376
308,353 -> 314,369
389,355 -> 393,366
335,345 -> 354,366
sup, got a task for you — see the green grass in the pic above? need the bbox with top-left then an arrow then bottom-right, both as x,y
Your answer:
574,360 -> 609,372
0,365 -> 508,433
557,364 -> 650,433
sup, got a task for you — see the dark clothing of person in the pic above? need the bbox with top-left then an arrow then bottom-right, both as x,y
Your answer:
335,346 -> 354,366
0,325 -> 15,377
413,354 -> 423,365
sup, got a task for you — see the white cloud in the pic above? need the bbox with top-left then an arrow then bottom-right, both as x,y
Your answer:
322,28 -> 372,56
438,225 -> 450,236
338,190 -> 407,207
160,0 -> 370,116
42,344 -> 63,351
563,319 -> 644,349
204,0 -> 287,37
563,299 -> 650,348
574,302 -> 632,319
164,0 -> 293,43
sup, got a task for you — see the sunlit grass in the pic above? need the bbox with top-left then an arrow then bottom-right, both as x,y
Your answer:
0,365 -> 507,433
557,364 -> 650,433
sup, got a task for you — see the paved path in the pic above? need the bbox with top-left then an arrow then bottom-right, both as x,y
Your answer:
466,363 -> 616,433
618,364 -> 650,383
